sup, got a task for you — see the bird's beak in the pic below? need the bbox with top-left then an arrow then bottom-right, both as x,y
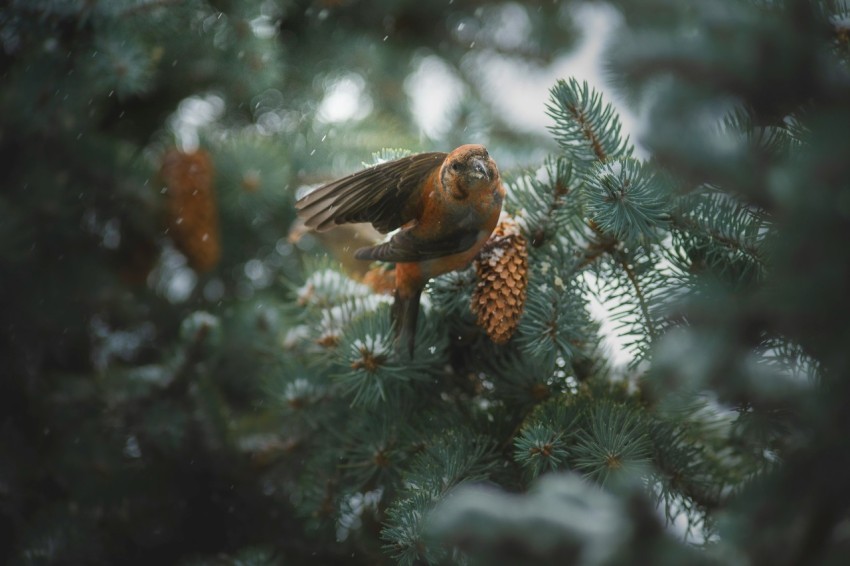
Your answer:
471,158 -> 489,180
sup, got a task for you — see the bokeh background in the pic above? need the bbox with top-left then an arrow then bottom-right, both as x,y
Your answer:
3,1 -> 850,565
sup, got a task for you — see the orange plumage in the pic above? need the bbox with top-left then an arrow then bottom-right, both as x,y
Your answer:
296,144 -> 505,357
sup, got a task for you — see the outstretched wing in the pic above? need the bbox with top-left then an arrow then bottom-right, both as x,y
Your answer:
295,152 -> 447,233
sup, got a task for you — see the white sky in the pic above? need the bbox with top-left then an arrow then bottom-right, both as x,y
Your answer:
477,3 -> 637,139
317,3 -> 640,149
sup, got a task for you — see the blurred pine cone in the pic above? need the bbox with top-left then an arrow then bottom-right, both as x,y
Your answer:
160,148 -> 221,273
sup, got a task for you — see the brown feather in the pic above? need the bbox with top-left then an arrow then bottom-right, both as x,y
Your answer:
354,225 -> 480,263
296,152 -> 446,233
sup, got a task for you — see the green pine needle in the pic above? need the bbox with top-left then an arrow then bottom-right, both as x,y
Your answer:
508,156 -> 586,249
265,369 -> 328,416
333,304 -> 447,407
428,268 -> 476,318
402,432 -> 497,497
294,262 -> 375,309
588,243 -> 675,364
546,78 -> 632,165
669,187 -> 769,288
649,417 -> 724,532
337,409 -> 411,488
381,491 -> 451,566
582,158 -> 671,244
89,35 -> 156,98
480,351 -> 570,409
719,108 -> 795,157
514,424 -> 570,478
573,402 -> 652,486
518,271 -> 596,368
380,432 -> 495,566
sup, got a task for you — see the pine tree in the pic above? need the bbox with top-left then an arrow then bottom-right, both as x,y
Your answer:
3,1 -> 850,565
280,2 -> 850,565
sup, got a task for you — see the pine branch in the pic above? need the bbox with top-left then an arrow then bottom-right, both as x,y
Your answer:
566,219 -> 618,272
668,188 -> 769,287
336,408 -> 410,489
546,78 -> 632,166
514,424 -> 571,479
614,249 -> 659,343
572,401 -> 652,486
428,269 -> 476,318
720,107 -> 795,156
650,418 -> 725,526
580,158 -> 671,244
516,271 -> 597,368
583,220 -> 678,363
332,304 -> 447,407
509,156 -> 583,250
380,432 -> 498,565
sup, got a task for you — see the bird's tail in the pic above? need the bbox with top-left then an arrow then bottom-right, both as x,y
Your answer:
392,286 -> 421,359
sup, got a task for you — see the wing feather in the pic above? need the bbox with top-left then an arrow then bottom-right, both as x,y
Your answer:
296,152 -> 447,233
354,225 -> 480,263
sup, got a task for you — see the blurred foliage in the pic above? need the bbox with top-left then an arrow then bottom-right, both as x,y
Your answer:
0,0 -> 580,563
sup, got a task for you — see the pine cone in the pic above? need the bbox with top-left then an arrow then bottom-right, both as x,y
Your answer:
160,148 -> 221,273
471,215 -> 529,344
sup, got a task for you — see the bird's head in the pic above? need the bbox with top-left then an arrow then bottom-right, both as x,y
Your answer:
440,144 -> 499,200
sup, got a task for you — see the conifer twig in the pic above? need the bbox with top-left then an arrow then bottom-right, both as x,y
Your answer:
669,214 -> 765,268
568,102 -> 608,162
615,250 -> 658,341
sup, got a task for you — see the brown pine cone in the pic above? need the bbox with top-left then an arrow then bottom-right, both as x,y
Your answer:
471,215 -> 529,344
160,148 -> 221,273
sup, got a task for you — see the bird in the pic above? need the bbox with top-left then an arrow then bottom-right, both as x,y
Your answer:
295,144 -> 505,358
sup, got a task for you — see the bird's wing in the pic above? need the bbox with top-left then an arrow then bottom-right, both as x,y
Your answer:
354,224 -> 480,263
295,152 -> 448,233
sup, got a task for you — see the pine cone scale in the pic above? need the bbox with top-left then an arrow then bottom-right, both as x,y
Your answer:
470,216 -> 529,344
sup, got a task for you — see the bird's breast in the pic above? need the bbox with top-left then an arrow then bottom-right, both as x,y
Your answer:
419,187 -> 504,280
